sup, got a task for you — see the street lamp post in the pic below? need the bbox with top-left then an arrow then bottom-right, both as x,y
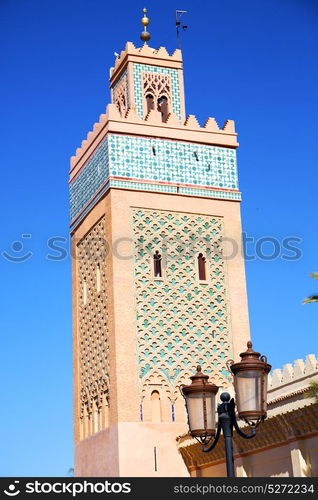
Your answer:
180,342 -> 271,477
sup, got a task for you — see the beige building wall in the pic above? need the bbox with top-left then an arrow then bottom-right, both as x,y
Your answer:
72,187 -> 250,476
71,42 -> 251,477
236,435 -> 318,478
182,418 -> 318,478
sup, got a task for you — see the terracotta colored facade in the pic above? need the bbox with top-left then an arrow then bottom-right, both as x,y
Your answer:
70,41 -> 250,477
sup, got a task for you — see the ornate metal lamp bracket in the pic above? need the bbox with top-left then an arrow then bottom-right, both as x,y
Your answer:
202,393 -> 257,453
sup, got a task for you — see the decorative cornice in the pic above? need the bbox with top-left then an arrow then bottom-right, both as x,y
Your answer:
268,387 -> 308,405
268,354 -> 317,390
70,104 -> 238,180
110,42 -> 183,84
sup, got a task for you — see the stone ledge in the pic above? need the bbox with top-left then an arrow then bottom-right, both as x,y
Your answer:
70,104 -> 238,177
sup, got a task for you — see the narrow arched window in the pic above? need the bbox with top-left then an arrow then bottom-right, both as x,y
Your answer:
157,95 -> 169,122
151,390 -> 162,423
198,253 -> 206,281
146,94 -> 155,114
83,277 -> 87,305
96,264 -> 101,293
153,251 -> 162,278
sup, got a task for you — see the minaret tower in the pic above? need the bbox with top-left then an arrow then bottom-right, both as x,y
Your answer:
70,9 -> 250,477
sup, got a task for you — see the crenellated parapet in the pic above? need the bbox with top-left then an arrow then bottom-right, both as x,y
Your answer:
108,41 -> 186,121
268,354 -> 317,389
70,104 -> 238,175
267,354 -> 318,413
69,102 -> 240,231
110,42 -> 183,82
69,41 -> 241,232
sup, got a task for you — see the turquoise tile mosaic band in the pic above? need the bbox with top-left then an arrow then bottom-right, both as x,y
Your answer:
133,63 -> 181,119
69,134 -> 240,224
108,135 -> 238,188
109,181 -> 241,200
69,139 -> 109,221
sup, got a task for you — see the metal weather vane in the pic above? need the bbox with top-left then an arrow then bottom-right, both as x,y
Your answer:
175,10 -> 188,49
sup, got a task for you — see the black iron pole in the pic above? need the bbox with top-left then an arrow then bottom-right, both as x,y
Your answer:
202,393 -> 256,477
219,410 -> 235,477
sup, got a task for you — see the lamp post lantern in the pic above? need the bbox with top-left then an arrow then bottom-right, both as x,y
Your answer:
180,341 -> 271,477
181,365 -> 219,440
229,341 -> 271,424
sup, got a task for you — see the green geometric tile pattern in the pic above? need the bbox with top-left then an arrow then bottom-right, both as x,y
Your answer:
69,134 -> 240,224
69,139 -> 109,222
132,208 -> 233,404
133,63 -> 181,119
110,180 -> 241,200
108,135 -> 238,190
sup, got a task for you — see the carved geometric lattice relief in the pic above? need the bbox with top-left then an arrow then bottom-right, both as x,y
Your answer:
112,70 -> 128,116
132,208 -> 233,415
77,217 -> 109,439
142,71 -> 171,99
133,63 -> 181,119
142,71 -> 172,116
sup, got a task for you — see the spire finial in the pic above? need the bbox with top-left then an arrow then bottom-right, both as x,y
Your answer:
140,7 -> 151,44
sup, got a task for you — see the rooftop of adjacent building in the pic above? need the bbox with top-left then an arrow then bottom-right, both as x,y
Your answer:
267,353 -> 318,414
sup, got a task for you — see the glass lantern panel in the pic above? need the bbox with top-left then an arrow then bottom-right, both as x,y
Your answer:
235,370 -> 261,415
262,372 -> 268,412
186,392 -> 216,433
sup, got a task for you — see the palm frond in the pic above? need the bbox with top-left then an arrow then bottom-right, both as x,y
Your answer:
303,273 -> 318,304
303,380 -> 318,401
303,296 -> 318,304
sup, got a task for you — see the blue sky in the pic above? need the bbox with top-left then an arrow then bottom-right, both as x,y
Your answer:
0,0 -> 317,477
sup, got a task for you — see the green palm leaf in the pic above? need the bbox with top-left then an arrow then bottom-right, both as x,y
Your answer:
303,296 -> 318,304
303,273 -> 318,304
303,381 -> 318,402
